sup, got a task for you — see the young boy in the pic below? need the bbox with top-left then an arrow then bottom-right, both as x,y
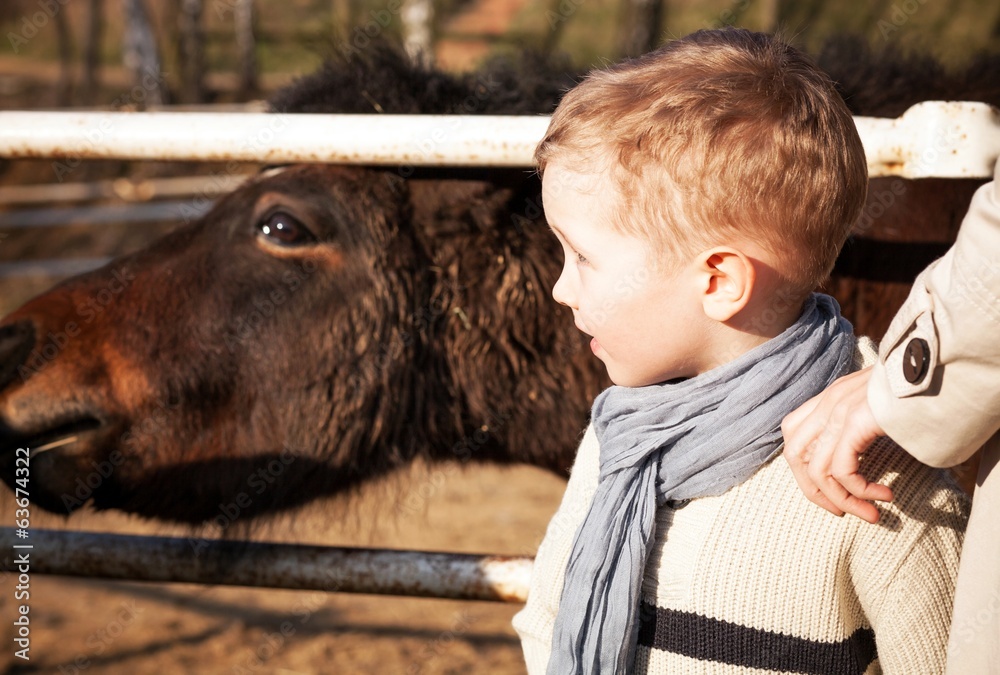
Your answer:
512,29 -> 969,674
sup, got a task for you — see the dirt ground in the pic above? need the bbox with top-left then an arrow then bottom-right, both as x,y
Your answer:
0,460 -> 567,674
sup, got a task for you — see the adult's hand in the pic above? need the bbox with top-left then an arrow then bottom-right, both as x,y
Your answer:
781,366 -> 894,524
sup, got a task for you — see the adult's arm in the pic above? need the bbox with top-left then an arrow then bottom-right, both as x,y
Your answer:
867,163 -> 1000,466
783,162 -> 1000,521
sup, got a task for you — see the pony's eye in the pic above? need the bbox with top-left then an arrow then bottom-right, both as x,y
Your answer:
257,211 -> 316,246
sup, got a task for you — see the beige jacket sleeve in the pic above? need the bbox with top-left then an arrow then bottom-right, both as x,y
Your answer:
868,161 -> 1000,467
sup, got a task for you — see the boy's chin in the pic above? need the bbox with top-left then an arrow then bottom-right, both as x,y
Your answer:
603,364 -> 647,388
598,350 -> 679,387
597,361 -> 624,387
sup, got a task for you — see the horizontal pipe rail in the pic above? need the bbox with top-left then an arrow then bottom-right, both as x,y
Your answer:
0,174 -> 249,207
0,528 -> 533,603
0,112 -> 551,169
0,102 -> 997,177
0,257 -> 112,279
0,200 -> 212,229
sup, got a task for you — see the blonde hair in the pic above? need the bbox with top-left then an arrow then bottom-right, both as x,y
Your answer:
537,28 -> 868,294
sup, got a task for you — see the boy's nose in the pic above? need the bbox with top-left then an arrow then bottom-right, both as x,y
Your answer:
551,268 -> 576,309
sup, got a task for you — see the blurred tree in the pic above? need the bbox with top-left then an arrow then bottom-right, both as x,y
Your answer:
52,2 -> 72,105
402,0 -> 434,65
178,0 -> 205,104
122,0 -> 165,107
618,0 -> 664,57
235,0 -> 257,99
82,0 -> 104,105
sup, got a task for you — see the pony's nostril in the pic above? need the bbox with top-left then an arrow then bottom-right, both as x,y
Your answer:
0,321 -> 35,392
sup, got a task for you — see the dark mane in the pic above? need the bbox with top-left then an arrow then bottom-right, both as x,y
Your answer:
269,37 -> 1000,121
268,42 -> 578,116
815,35 -> 1000,116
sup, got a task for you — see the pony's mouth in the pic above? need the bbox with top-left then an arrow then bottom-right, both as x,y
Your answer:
0,412 -> 110,514
0,414 -> 104,458
28,417 -> 104,456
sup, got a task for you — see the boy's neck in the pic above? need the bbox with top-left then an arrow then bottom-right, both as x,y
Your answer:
697,297 -> 806,374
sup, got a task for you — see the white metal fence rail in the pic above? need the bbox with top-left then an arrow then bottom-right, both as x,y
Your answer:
0,101 -> 998,177
0,528 -> 533,602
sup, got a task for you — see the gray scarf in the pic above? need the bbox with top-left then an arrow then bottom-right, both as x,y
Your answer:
547,293 -> 855,674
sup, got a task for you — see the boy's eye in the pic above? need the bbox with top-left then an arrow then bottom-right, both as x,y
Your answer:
575,251 -> 589,265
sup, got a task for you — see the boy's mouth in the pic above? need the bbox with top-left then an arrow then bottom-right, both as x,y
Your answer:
571,318 -> 600,353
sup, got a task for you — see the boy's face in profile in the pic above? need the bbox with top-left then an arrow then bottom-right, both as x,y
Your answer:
542,161 -> 710,387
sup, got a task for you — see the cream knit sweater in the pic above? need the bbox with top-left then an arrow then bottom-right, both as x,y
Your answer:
513,339 -> 970,674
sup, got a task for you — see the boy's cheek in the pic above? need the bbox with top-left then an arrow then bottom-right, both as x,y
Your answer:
593,297 -> 624,329
578,299 -> 612,330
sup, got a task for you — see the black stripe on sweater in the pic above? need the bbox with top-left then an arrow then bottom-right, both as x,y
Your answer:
636,603 -> 877,674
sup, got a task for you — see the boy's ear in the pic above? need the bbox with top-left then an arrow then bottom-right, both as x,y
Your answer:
698,247 -> 755,322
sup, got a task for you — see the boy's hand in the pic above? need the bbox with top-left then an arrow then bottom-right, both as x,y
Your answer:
781,367 -> 894,524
